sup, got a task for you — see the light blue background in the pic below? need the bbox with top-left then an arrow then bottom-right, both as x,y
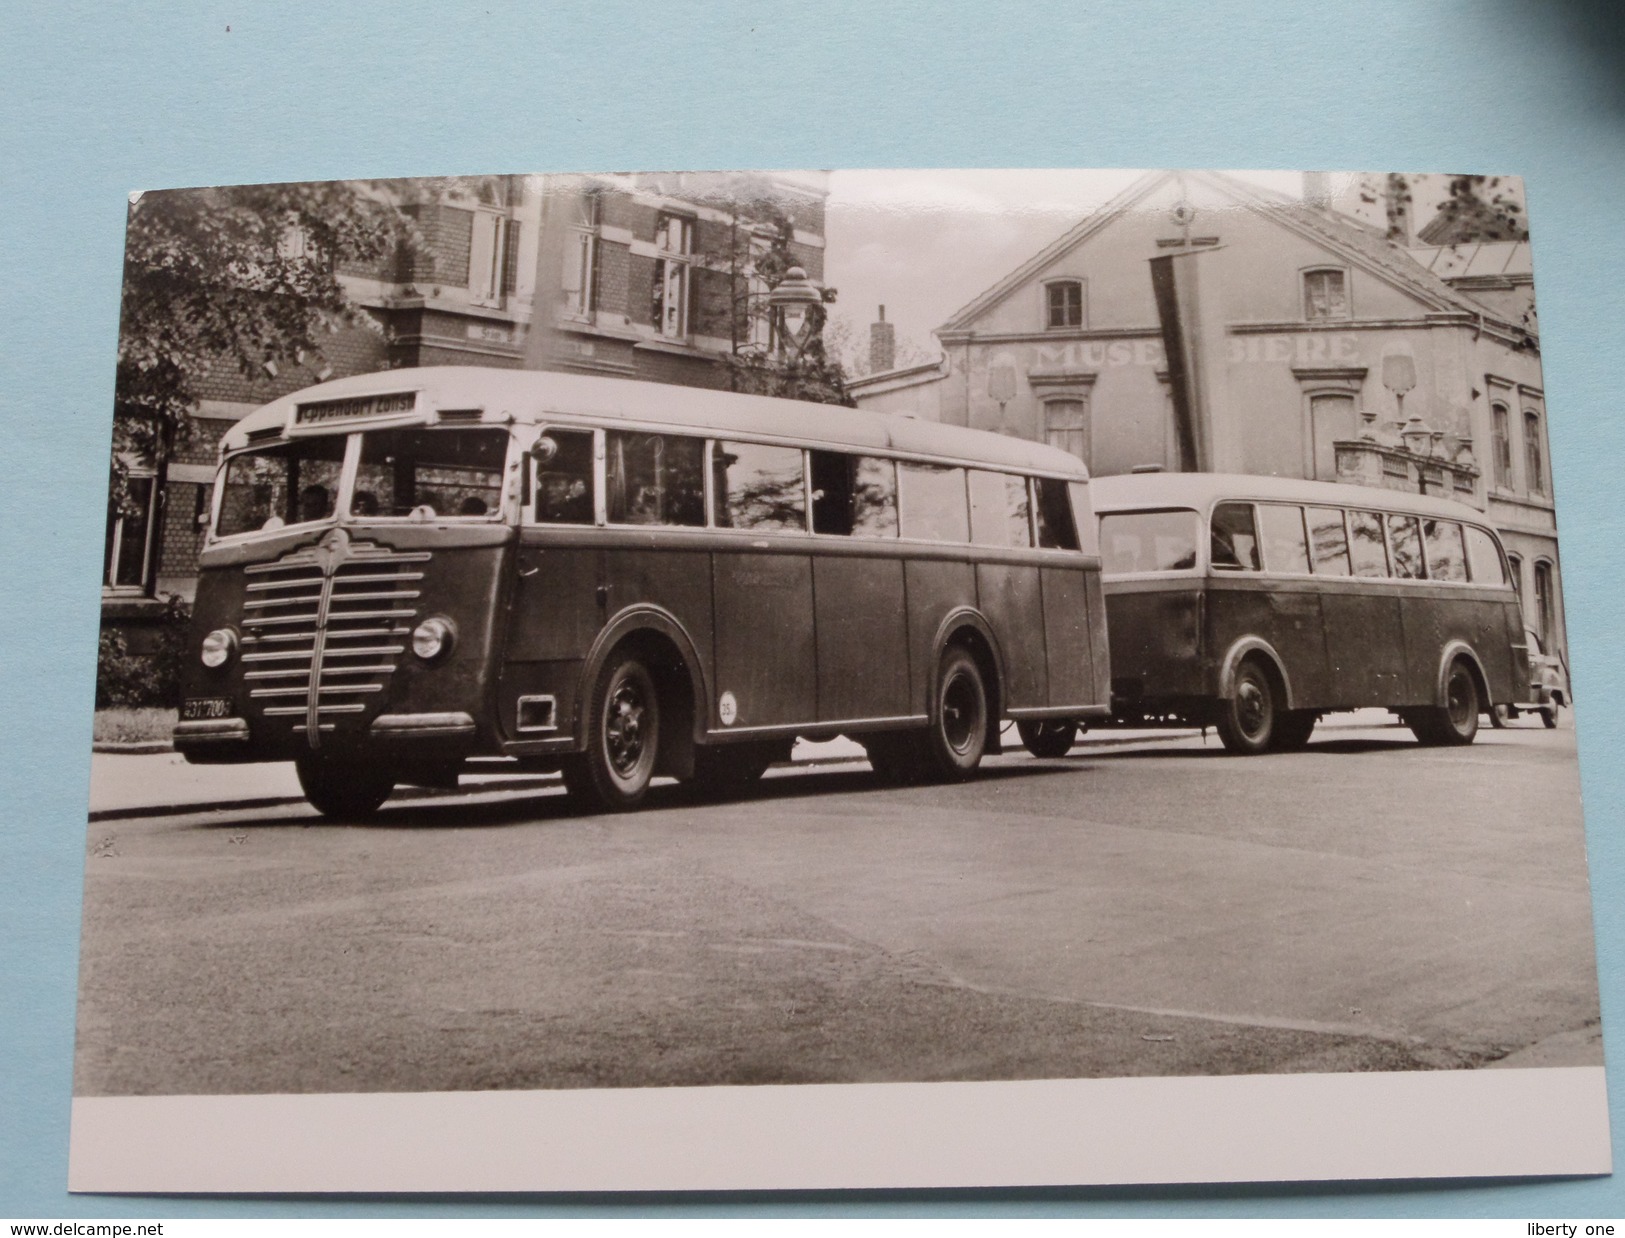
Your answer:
2,0 -> 1620,1218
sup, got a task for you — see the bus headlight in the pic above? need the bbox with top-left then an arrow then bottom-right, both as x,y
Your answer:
412,616 -> 456,662
200,628 -> 238,669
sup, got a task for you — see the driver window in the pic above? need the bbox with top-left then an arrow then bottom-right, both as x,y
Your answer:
532,429 -> 596,525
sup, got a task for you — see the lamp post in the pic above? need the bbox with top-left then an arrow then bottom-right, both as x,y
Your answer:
766,266 -> 825,361
1400,414 -> 1438,494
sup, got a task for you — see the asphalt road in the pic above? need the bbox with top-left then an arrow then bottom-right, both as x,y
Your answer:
73,714 -> 1602,1096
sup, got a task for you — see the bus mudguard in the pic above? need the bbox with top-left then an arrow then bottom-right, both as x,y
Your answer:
1435,640 -> 1490,709
1216,636 -> 1296,711
930,607 -> 1009,740
578,604 -> 711,750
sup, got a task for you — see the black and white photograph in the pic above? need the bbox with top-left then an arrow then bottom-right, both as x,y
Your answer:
71,168 -> 1609,1192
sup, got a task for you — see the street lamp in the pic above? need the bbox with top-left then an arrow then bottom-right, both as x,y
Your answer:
767,265 -> 824,360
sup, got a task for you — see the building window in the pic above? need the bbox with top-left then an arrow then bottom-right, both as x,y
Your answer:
1045,280 -> 1084,330
1524,409 -> 1545,495
104,471 -> 159,593
562,191 -> 600,318
1534,560 -> 1554,642
469,209 -> 516,308
1043,398 -> 1089,462
1302,268 -> 1349,321
1491,402 -> 1512,489
652,213 -> 694,339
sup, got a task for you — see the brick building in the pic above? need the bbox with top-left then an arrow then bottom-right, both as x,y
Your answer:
102,171 -> 828,622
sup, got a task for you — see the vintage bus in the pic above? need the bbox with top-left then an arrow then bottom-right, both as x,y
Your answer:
174,368 -> 1111,817
1091,472 -> 1530,753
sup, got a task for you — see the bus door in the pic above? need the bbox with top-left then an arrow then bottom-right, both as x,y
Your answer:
809,452 -> 910,723
498,428 -> 603,740
1314,507 -> 1406,706
710,441 -> 817,730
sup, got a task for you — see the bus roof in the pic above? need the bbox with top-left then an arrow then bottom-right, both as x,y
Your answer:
221,367 -> 1091,479
1090,471 -> 1495,524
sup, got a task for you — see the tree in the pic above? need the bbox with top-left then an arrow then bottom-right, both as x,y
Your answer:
1417,175 -> 1529,245
111,181 -> 407,509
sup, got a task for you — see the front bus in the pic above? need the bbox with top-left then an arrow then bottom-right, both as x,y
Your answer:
175,383 -> 522,817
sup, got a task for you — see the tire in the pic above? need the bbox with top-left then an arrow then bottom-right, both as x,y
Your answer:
562,652 -> 661,811
1017,718 -> 1078,758
1215,657 -> 1278,755
1271,710 -> 1317,752
295,754 -> 396,820
1541,705 -> 1558,729
923,646 -> 988,781
1407,659 -> 1480,747
1489,703 -> 1508,729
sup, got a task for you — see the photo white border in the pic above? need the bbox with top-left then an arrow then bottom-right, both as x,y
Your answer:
71,1067 -> 1610,1193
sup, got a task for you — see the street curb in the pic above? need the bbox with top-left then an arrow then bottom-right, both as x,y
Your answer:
92,740 -> 174,755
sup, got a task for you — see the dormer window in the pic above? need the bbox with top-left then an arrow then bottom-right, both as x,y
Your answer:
1045,280 -> 1084,330
1303,268 -> 1349,321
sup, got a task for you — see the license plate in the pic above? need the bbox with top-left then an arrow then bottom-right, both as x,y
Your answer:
181,696 -> 233,721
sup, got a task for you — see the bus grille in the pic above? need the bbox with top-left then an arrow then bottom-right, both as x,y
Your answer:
239,533 -> 431,747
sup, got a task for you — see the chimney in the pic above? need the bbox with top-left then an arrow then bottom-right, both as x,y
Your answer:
1303,171 -> 1333,211
869,305 -> 896,374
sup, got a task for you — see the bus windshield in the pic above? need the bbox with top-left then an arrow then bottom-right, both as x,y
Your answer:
350,427 -> 508,519
216,438 -> 347,536
1099,509 -> 1200,573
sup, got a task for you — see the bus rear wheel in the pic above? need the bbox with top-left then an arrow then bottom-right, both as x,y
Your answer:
1408,659 -> 1480,746
1017,718 -> 1078,758
564,652 -> 661,811
295,754 -> 396,820
1216,658 -> 1278,755
924,647 -> 988,781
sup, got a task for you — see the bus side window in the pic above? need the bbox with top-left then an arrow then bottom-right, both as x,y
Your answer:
713,440 -> 806,532
1464,525 -> 1508,585
1423,518 -> 1468,582
968,470 -> 1031,548
1258,503 -> 1310,574
1348,510 -> 1389,577
532,429 -> 595,525
606,431 -> 706,527
1386,513 -> 1425,579
1306,506 -> 1351,575
809,451 -> 897,538
899,462 -> 970,543
1033,477 -> 1079,550
1209,502 -> 1260,570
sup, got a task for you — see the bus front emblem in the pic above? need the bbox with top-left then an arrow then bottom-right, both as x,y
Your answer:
718,692 -> 738,726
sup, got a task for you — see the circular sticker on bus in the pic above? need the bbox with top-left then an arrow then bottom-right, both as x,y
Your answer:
718,692 -> 738,726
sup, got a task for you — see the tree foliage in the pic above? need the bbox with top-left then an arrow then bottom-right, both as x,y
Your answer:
112,182 -> 407,505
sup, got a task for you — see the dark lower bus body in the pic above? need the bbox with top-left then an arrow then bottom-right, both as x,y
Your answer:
1102,573 -> 1528,752
176,523 -> 1110,814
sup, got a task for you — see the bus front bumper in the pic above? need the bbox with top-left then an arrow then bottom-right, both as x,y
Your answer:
175,711 -> 477,756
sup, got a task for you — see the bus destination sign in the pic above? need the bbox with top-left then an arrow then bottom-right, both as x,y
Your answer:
295,392 -> 417,425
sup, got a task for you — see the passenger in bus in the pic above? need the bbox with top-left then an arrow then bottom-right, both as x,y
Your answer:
298,483 -> 330,523
352,490 -> 379,517
458,496 -> 488,516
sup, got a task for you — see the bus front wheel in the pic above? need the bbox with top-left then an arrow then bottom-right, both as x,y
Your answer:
1216,658 -> 1278,755
564,652 -> 661,811
295,754 -> 396,820
1408,660 -> 1480,746
1017,719 -> 1078,758
924,647 -> 988,780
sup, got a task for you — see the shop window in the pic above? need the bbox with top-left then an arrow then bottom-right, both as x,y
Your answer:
1524,410 -> 1545,495
652,214 -> 695,339
1491,402 -> 1512,489
1302,268 -> 1349,321
104,471 -> 158,592
1042,398 -> 1089,462
1045,280 -> 1084,329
